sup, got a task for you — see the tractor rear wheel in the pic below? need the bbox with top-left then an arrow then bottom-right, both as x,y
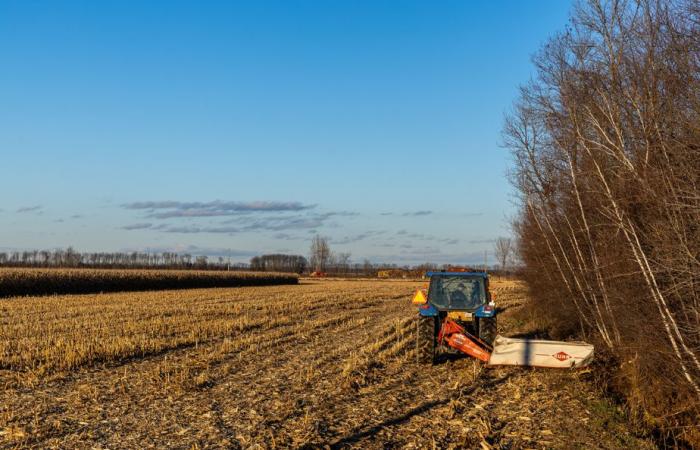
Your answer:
479,317 -> 497,346
416,316 -> 437,364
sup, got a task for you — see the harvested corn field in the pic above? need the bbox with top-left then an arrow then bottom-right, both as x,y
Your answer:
0,279 -> 655,449
0,268 -> 297,297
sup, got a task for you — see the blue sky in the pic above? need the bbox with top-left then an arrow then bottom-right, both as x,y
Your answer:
0,1 -> 571,264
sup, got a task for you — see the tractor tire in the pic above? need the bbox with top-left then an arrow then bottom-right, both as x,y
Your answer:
416,316 -> 437,364
479,317 -> 497,346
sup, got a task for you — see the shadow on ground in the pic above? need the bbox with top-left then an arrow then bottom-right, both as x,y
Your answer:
328,373 -> 514,448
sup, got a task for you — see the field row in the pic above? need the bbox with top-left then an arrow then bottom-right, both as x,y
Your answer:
0,280 -> 404,376
0,267 -> 297,297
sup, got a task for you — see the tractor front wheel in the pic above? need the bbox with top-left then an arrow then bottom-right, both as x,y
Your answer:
416,316 -> 437,364
478,317 -> 497,346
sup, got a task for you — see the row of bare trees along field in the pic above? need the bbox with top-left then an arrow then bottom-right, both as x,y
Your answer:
504,0 -> 699,444
0,248 -> 248,271
0,246 -> 443,277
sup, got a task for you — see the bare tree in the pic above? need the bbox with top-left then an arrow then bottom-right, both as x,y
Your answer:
309,235 -> 331,272
503,0 -> 700,442
335,252 -> 351,274
362,259 -> 373,276
494,237 -> 513,272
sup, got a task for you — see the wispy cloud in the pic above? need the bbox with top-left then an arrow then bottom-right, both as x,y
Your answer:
232,215 -> 327,231
17,205 -> 42,213
176,225 -> 237,234
273,233 -> 301,241
136,215 -> 327,234
468,238 -> 495,244
118,200 -> 352,234
402,210 -> 432,216
121,223 -> 153,230
369,248 -> 487,265
380,211 -> 432,217
122,200 -> 316,219
394,229 -> 458,245
324,211 -> 359,217
331,230 -> 386,245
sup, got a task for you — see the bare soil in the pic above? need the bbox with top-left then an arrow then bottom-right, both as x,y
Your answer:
0,279 -> 656,449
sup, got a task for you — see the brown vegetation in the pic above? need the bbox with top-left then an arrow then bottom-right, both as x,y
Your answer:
0,268 -> 297,297
0,279 -> 654,448
504,0 -> 700,444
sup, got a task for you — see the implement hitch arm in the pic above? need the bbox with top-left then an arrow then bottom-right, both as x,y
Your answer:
437,318 -> 492,362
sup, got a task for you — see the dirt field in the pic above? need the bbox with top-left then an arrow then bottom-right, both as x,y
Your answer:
0,279 -> 656,449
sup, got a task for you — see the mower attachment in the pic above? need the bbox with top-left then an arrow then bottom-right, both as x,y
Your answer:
436,318 -> 594,368
487,336 -> 594,368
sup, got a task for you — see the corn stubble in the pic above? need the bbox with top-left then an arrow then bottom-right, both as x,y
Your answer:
0,279 -> 654,449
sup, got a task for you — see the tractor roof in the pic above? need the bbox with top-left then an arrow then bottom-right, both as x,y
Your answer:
426,271 -> 488,278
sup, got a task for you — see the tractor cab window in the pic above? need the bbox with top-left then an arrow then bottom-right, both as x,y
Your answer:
428,276 -> 485,310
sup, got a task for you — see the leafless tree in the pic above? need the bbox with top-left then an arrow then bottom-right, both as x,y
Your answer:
309,235 -> 331,272
494,237 -> 513,272
335,252 -> 351,274
503,0 -> 700,442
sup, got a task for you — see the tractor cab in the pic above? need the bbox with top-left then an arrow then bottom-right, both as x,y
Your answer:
413,271 -> 495,321
413,271 -> 498,363
427,272 -> 491,312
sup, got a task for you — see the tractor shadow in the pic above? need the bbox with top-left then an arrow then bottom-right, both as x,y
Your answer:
495,305 -> 512,314
327,372 -> 513,449
434,351 -> 471,365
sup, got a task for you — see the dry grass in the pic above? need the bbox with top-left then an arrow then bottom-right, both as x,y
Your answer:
0,278 -> 655,448
0,267 -> 297,297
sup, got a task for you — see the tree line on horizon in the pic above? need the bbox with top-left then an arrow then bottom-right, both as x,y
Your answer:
0,248 -> 248,271
0,244 -> 511,277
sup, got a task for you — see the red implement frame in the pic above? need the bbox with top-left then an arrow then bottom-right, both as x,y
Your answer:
438,318 -> 492,362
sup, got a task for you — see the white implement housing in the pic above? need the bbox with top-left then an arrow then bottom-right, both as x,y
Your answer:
487,335 -> 594,368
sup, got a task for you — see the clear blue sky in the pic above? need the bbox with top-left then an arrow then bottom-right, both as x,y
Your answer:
0,0 -> 571,265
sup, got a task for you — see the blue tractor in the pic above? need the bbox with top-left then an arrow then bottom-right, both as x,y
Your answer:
412,271 -> 497,364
